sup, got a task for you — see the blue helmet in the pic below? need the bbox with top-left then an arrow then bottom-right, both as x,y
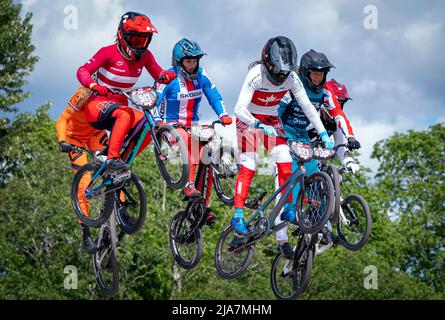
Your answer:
172,38 -> 206,80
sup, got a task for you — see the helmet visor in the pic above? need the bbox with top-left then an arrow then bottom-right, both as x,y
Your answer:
126,33 -> 152,49
269,41 -> 297,72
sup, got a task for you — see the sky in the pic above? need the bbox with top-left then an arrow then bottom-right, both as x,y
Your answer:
13,0 -> 445,173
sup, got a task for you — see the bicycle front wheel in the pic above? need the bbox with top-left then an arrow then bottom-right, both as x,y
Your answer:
337,194 -> 371,251
295,171 -> 334,234
115,172 -> 147,235
71,163 -> 114,227
212,145 -> 239,206
154,125 -> 189,189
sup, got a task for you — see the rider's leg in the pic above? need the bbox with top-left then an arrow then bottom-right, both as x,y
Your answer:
268,139 -> 294,223
67,135 -> 97,254
273,166 -> 293,258
232,118 -> 259,235
67,136 -> 90,219
177,127 -> 201,197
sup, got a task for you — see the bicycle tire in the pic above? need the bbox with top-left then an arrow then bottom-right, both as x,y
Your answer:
270,253 -> 299,300
326,164 -> 341,224
295,171 -> 334,234
154,125 -> 189,189
292,247 -> 313,294
169,211 -> 203,269
214,224 -> 255,280
115,172 -> 147,235
212,145 -> 239,206
337,194 -> 371,251
71,163 -> 114,227
92,227 -> 119,298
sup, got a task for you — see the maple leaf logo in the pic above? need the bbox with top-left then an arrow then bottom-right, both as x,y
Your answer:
258,95 -> 277,105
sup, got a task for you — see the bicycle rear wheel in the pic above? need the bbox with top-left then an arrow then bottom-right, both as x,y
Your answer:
214,224 -> 255,280
295,171 -> 334,234
270,253 -> 299,300
115,172 -> 147,235
292,247 -> 313,294
92,226 -> 119,298
169,209 -> 203,270
71,163 -> 114,227
212,145 -> 239,206
154,125 -> 189,189
337,194 -> 371,251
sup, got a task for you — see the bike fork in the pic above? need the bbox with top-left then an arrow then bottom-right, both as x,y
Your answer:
338,196 -> 351,226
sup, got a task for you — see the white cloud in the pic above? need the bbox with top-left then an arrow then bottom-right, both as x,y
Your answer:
403,22 -> 442,54
351,114 -> 429,174
13,0 -> 445,176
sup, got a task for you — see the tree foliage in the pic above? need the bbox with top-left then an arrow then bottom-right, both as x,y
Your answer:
0,107 -> 443,299
372,123 -> 445,292
0,0 -> 39,113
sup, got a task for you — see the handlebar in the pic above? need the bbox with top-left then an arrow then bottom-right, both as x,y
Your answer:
70,145 -> 107,159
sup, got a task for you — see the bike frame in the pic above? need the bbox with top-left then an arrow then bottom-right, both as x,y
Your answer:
180,120 -> 224,232
83,87 -> 167,195
245,161 -> 307,237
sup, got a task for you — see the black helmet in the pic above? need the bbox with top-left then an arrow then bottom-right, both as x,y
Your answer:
261,36 -> 298,86
300,49 -> 335,93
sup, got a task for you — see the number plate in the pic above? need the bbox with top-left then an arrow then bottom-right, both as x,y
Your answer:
290,142 -> 313,162
130,87 -> 157,108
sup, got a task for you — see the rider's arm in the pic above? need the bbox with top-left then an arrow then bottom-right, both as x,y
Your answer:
288,72 -> 326,135
323,82 -> 355,138
234,68 -> 260,126
201,69 -> 228,118
143,49 -> 163,81
55,105 -> 76,142
77,47 -> 110,88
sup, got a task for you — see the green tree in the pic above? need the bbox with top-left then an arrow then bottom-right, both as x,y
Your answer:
372,123 -> 445,292
0,0 -> 39,113
1,106 -> 443,299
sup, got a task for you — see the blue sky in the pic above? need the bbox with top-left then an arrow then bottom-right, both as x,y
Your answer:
13,0 -> 445,172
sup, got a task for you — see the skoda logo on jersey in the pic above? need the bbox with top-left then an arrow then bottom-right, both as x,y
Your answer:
116,61 -> 124,67
178,89 -> 203,100
193,80 -> 199,86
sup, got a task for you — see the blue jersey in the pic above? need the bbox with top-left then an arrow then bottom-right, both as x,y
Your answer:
155,67 -> 227,126
278,75 -> 329,140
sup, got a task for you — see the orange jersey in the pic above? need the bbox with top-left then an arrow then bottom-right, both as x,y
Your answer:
56,87 -> 97,142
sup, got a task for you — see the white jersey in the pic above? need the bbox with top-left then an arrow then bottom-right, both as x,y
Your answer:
234,63 -> 325,134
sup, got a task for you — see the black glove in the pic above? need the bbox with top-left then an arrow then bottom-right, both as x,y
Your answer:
347,137 -> 361,150
59,141 -> 73,153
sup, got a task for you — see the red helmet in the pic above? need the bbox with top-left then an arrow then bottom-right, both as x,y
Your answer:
326,78 -> 351,108
117,12 -> 158,61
